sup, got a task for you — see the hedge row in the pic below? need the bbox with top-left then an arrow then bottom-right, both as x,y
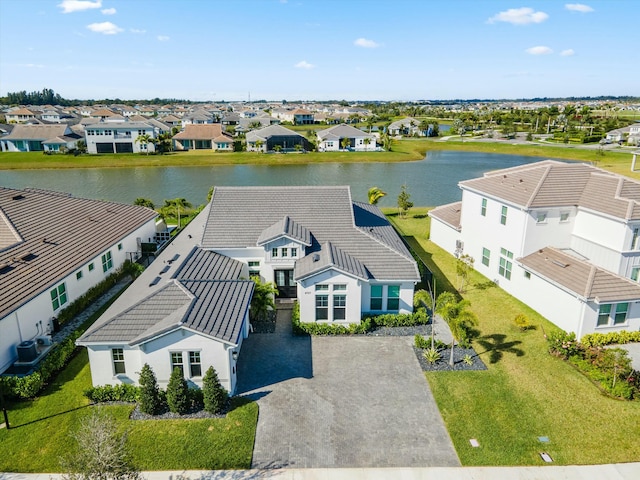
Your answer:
580,330 -> 640,347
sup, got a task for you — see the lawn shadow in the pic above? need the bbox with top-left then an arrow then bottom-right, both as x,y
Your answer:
471,280 -> 497,291
173,468 -> 283,479
403,235 -> 460,298
8,403 -> 92,429
475,333 -> 525,364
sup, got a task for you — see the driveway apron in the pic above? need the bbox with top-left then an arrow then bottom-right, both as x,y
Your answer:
236,304 -> 460,468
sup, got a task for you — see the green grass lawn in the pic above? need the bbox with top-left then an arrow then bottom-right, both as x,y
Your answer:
385,209 -> 640,466
0,350 -> 258,472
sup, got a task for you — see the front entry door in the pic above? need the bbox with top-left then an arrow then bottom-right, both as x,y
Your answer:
274,269 -> 296,298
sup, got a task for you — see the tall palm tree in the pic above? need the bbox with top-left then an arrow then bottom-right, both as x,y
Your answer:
367,186 -> 387,205
440,298 -> 478,366
163,198 -> 192,228
135,134 -> 153,155
363,137 -> 372,151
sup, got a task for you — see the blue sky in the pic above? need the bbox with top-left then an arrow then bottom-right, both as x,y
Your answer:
0,0 -> 637,101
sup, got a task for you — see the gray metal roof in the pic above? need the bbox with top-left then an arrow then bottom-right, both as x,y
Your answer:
0,187 -> 157,320
245,125 -> 303,142
519,247 -> 640,302
317,124 -> 375,141
3,124 -> 71,140
203,186 -> 419,281
257,216 -> 312,247
174,247 -> 244,280
295,242 -> 369,281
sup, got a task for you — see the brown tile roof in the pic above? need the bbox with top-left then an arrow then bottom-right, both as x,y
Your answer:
461,160 -> 640,221
519,247 -> 640,302
7,108 -> 36,116
0,187 -> 157,320
90,108 -> 116,117
429,202 -> 462,230
172,124 -> 231,141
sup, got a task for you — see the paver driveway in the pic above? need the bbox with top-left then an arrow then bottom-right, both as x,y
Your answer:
236,305 -> 460,468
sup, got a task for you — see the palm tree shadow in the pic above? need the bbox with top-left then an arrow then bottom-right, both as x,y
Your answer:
475,334 -> 525,364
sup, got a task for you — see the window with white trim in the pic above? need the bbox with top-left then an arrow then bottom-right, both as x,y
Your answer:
387,285 -> 400,311
170,352 -> 184,375
500,206 -> 508,225
112,348 -> 125,375
333,295 -> 346,320
481,248 -> 490,267
189,351 -> 202,377
50,283 -> 68,311
370,285 -> 383,310
271,248 -> 278,257
101,251 -> 113,272
481,198 -> 487,216
632,228 -> 640,250
597,303 -> 629,327
632,266 -> 640,282
249,261 -> 260,276
316,294 -> 329,320
76,270 -> 83,280
291,248 -> 298,257
498,248 -> 513,280
281,248 -> 288,257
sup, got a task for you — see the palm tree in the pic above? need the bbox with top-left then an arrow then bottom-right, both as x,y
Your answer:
414,289 -> 456,349
440,298 -> 478,366
340,137 -> 351,151
363,137 -> 372,151
367,186 -> 387,205
163,198 -> 192,228
135,133 -> 153,155
254,140 -> 264,152
249,276 -> 278,322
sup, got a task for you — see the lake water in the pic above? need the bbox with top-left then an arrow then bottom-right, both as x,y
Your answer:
0,151 -> 548,207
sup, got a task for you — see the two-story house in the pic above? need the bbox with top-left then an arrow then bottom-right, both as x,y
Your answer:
85,121 -> 157,154
429,160 -> 640,338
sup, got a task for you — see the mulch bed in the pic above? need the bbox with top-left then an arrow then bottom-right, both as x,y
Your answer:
413,346 -> 487,371
129,403 -> 228,420
251,310 -> 277,333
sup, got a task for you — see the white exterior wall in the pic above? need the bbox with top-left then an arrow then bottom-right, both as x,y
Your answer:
297,270 -> 362,323
361,282 -> 414,315
85,127 -> 156,154
0,219 -> 155,372
580,301 -> 640,338
571,210 -> 628,274
429,217 -> 461,256
521,207 -> 576,254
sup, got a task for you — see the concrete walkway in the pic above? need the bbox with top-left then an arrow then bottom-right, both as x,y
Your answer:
236,304 -> 459,469
3,463 -> 640,480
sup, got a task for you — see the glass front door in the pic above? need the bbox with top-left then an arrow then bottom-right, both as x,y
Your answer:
274,269 -> 296,298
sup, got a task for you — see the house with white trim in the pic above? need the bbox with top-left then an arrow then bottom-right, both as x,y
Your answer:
317,124 -> 377,152
1,124 -> 81,152
172,124 -> 234,151
429,160 -> 640,338
84,121 -> 157,154
77,186 -> 419,393
0,187 -> 157,374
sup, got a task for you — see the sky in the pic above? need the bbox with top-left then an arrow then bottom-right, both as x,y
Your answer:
0,0 -> 638,102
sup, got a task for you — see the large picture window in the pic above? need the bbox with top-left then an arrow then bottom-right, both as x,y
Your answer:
101,251 -> 113,272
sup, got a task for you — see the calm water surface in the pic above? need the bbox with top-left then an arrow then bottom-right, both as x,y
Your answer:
0,151 -> 548,207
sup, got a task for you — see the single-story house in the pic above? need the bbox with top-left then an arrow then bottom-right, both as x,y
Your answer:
388,117 -> 422,137
0,187 -> 157,373
1,124 -> 81,152
245,125 -> 311,152
317,124 -> 377,151
173,124 -> 234,151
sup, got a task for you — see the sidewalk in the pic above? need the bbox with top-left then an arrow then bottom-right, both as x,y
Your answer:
2,463 -> 640,480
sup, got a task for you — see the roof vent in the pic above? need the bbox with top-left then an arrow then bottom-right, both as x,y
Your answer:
551,259 -> 569,268
21,252 -> 37,262
12,194 -> 25,201
0,263 -> 13,274
312,253 -> 320,262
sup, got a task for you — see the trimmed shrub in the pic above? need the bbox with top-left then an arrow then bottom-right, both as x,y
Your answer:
84,384 -> 139,403
203,366 -> 228,415
514,314 -> 534,331
581,330 -> 640,347
166,367 -> 189,414
138,364 -> 162,415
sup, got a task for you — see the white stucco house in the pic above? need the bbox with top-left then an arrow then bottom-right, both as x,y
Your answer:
0,187 -> 157,374
77,186 -> 419,393
429,160 -> 640,338
84,121 -> 158,154
316,124 -> 377,152
1,124 -> 81,152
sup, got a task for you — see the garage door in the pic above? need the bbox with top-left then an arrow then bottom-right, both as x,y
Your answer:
115,143 -> 133,153
96,143 -> 114,153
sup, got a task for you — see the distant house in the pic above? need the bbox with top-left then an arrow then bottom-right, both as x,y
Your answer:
245,125 -> 310,152
0,187 -> 157,374
181,110 -> 214,127
317,124 -> 377,151
271,108 -> 315,124
173,124 -> 234,151
85,121 -> 157,154
429,160 -> 640,338
388,117 -> 422,136
1,124 -> 81,152
605,123 -> 640,145
5,108 -> 38,124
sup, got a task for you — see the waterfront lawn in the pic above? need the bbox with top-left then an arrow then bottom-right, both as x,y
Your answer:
385,210 -> 640,466
0,349 -> 258,472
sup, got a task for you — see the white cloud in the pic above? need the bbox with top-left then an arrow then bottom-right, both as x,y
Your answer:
354,37 -> 380,48
130,28 -> 146,34
526,46 -> 553,55
488,7 -> 549,25
295,60 -> 315,69
58,0 -> 102,13
565,3 -> 594,13
157,35 -> 170,41
101,7 -> 116,15
560,48 -> 575,56
86,21 -> 123,35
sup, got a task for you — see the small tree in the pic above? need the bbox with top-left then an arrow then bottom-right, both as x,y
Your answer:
340,137 -> 351,150
138,364 -> 161,415
166,367 -> 189,414
134,134 -> 152,155
368,186 -> 387,205
133,198 -> 155,209
203,366 -> 228,414
397,184 -> 413,218
456,254 -> 474,293
250,276 -> 278,322
441,299 -> 479,366
60,409 -> 140,480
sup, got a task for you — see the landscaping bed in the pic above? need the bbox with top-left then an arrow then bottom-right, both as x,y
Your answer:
413,346 -> 487,372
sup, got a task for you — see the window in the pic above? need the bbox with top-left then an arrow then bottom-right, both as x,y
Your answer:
498,248 -> 513,280
536,212 -> 547,224
333,284 -> 346,291
370,285 -> 383,310
315,284 -> 329,291
101,251 -> 113,272
138,129 -> 147,136
632,228 -> 640,250
632,267 -> 640,282
291,248 -> 298,257
560,212 -> 570,222
76,270 -> 83,280
281,248 -> 288,257
387,285 -> 400,311
481,248 -> 490,267
333,295 -> 346,320
189,351 -> 202,377
88,262 -> 94,271
316,294 -> 329,320
481,198 -> 487,216
597,304 -> 612,326
272,248 -> 278,257
118,243 -> 123,251
524,271 -> 531,279
500,206 -> 508,225
112,348 -> 125,375
249,261 -> 260,276
50,283 -> 68,311
170,352 -> 184,375
614,303 -> 629,325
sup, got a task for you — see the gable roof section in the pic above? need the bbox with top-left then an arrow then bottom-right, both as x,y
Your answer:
4,124 -> 70,141
295,241 -> 368,281
352,202 -> 414,259
317,124 -> 374,141
204,186 -> 419,281
173,247 -> 244,280
0,208 -> 23,252
257,216 -> 312,247
173,124 -> 230,141
245,125 -> 302,142
428,202 -> 462,230
0,187 -> 157,320
519,247 -> 640,302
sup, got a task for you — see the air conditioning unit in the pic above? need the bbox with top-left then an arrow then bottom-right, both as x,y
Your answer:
16,340 -> 38,362
36,335 -> 52,346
